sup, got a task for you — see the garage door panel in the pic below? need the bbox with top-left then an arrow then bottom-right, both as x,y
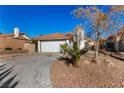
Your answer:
41,41 -> 65,52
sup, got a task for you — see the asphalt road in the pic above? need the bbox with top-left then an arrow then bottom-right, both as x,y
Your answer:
0,53 -> 61,88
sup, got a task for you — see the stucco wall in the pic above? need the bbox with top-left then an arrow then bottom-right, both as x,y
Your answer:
120,41 -> 124,51
0,37 -> 25,51
24,43 -> 35,52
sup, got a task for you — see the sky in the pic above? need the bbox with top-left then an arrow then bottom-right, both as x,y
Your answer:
0,5 -> 123,38
0,5 -> 81,37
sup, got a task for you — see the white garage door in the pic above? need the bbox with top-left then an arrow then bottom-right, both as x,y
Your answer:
41,41 -> 65,52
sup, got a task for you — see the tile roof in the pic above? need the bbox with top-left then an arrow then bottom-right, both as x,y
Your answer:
0,33 -> 31,41
0,34 -> 15,37
0,33 -> 24,37
34,33 -> 73,41
108,31 -> 124,39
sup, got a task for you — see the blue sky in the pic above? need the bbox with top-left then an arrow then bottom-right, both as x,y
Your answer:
0,5 -> 81,37
0,5 -> 123,38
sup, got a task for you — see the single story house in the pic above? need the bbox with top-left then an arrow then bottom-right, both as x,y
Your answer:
35,25 -> 94,52
35,33 -> 73,52
101,27 -> 124,52
114,30 -> 124,52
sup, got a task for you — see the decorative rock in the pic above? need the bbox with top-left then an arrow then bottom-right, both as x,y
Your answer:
92,59 -> 97,63
108,62 -> 115,67
83,60 -> 90,64
97,60 -> 101,63
103,59 -> 109,64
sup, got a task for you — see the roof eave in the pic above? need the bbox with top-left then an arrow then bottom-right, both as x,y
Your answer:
36,37 -> 72,41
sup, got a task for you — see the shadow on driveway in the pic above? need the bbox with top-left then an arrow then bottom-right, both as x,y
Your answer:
0,63 -> 19,88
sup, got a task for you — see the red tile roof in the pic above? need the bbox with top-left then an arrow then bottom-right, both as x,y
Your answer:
34,33 -> 73,41
0,34 -> 15,37
0,32 -> 31,41
0,33 -> 24,37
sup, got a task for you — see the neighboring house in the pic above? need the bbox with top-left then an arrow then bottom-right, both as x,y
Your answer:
0,27 -> 35,52
0,37 -> 25,51
0,27 -> 31,40
115,30 -> 124,52
103,28 -> 124,52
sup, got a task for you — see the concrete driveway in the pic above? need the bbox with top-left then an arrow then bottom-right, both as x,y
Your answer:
0,53 -> 61,88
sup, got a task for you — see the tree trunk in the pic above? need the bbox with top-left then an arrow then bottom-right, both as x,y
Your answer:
94,31 -> 100,60
94,39 -> 100,60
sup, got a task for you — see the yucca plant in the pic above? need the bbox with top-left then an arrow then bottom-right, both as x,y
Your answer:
60,42 -> 81,65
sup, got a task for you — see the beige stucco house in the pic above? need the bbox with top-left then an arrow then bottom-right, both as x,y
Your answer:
104,28 -> 124,52
115,30 -> 124,51
35,25 -> 94,52
0,27 -> 35,53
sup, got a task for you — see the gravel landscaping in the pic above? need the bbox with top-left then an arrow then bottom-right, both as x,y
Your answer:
51,51 -> 124,88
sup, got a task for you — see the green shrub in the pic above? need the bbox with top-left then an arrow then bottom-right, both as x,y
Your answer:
60,42 -> 81,65
31,39 -> 37,44
4,47 -> 13,51
60,42 -> 90,65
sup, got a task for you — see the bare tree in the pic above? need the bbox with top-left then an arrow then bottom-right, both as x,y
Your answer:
72,6 -> 124,60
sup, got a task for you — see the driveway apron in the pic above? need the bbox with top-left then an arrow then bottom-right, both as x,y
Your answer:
0,53 -> 61,88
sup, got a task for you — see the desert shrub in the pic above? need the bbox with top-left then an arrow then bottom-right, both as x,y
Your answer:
60,42 -> 90,65
31,39 -> 37,44
60,43 -> 68,54
4,47 -> 13,51
60,42 -> 81,65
